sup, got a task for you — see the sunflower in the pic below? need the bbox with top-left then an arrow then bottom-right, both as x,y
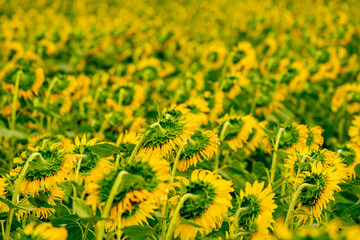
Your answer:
306,126 -> 324,149
232,181 -> 277,239
337,143 -> 360,179
244,120 -> 267,155
349,115 -> 360,144
176,130 -> 219,172
219,71 -> 250,99
295,161 -> 343,224
106,83 -> 145,111
85,156 -> 170,230
21,222 -> 68,240
27,187 -> 65,219
263,122 -> 308,154
217,114 -> 257,151
13,142 -> 73,195
1,59 -> 45,100
28,133 -> 72,149
137,113 -> 197,158
0,176 -> 9,213
285,147 -> 346,183
173,170 -> 233,240
114,200 -> 157,230
200,41 -> 227,71
68,135 -> 113,184
229,41 -> 257,74
255,86 -> 288,116
178,96 -> 210,126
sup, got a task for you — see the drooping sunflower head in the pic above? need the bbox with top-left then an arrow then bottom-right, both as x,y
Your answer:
285,147 -> 346,183
176,129 -> 219,172
138,113 -> 197,158
306,126 -> 324,149
349,115 -> 360,144
108,84 -> 145,111
28,133 -> 71,149
68,135 -> 113,183
174,170 -> 233,240
217,114 -> 257,151
200,41 -> 227,71
136,57 -> 161,82
1,58 -> 44,100
263,122 -> 308,154
296,161 -> 342,224
236,181 -> 277,237
0,176 -> 9,213
229,41 -> 256,74
220,71 -> 250,99
85,156 -> 170,230
26,186 -> 65,219
21,222 -> 68,240
337,143 -> 360,179
244,120 -> 267,155
13,142 -> 73,195
178,96 -> 210,126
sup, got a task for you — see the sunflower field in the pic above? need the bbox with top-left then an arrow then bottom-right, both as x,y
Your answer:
0,0 -> 360,239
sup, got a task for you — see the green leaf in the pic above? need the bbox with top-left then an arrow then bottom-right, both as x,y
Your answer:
153,211 -> 167,219
0,168 -> 9,176
122,225 -> 156,240
88,143 -> 121,157
51,215 -> 79,226
179,218 -> 204,228
0,198 -> 34,211
0,127 -> 30,139
72,197 -> 92,218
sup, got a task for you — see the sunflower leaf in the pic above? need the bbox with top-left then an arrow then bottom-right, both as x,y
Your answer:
0,198 -> 35,211
121,225 -> 156,240
88,143 -> 122,157
179,218 -> 204,228
0,127 -> 30,139
72,197 -> 92,218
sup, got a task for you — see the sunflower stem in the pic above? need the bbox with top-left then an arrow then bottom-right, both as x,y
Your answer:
284,183 -> 316,227
230,206 -> 249,238
96,171 -> 128,240
128,130 -> 150,163
72,155 -> 83,214
165,194 -> 199,240
215,121 -> 230,172
10,71 -> 22,130
5,152 -> 44,240
270,127 -> 284,184
171,147 -> 183,180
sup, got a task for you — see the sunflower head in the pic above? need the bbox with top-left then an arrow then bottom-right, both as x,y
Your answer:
1,58 -> 44,100
306,126 -> 324,149
20,222 -> 68,240
337,143 -> 360,179
138,112 -> 196,158
13,142 -> 73,195
218,114 -> 257,151
174,170 -> 233,240
296,162 -> 342,224
236,181 -> 277,236
85,156 -> 170,230
177,129 -> 219,171
263,122 -> 308,154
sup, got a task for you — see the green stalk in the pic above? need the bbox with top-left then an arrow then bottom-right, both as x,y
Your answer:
128,130 -> 150,163
160,147 -> 183,239
215,121 -> 230,172
171,147 -> 183,179
165,194 -> 199,240
96,171 -> 128,240
11,71 -> 22,130
284,183 -> 316,227
5,152 -> 44,240
72,155 -> 83,214
40,77 -> 58,131
270,128 -> 284,184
